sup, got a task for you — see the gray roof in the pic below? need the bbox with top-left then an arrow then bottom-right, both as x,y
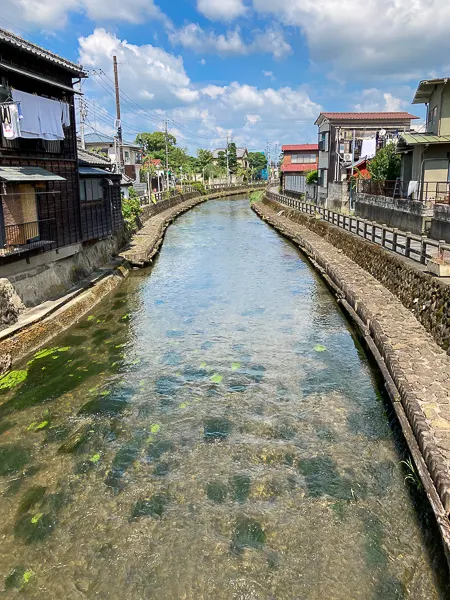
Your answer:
79,167 -> 113,177
0,166 -> 65,182
78,146 -> 112,167
400,133 -> 450,145
84,132 -> 139,148
0,27 -> 86,76
212,147 -> 248,159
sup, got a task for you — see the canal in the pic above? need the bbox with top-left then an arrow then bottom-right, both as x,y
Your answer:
0,196 -> 448,598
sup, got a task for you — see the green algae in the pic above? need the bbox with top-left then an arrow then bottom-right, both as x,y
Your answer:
89,453 -> 101,464
231,362 -> 241,371
231,516 -> 266,552
314,345 -> 327,352
230,474 -> 251,503
132,495 -> 167,519
298,455 -> 353,500
5,566 -> 34,590
150,424 -> 161,434
210,373 -> 223,384
204,417 -> 232,441
0,370 -> 27,390
14,511 -> 56,543
18,486 -> 47,514
0,445 -> 30,476
206,481 -> 228,503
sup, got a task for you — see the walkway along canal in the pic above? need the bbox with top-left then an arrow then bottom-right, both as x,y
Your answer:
0,196 -> 449,598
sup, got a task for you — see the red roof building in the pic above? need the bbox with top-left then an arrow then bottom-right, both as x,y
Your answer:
281,143 -> 318,194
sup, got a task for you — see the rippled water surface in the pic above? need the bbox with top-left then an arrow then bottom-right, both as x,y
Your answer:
0,197 -> 449,599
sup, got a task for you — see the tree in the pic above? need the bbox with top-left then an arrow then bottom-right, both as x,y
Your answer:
197,149 -> 214,171
217,150 -> 227,170
237,166 -> 251,182
248,152 -> 267,178
306,170 -> 318,185
228,142 -> 238,174
368,142 -> 401,181
135,132 -> 177,155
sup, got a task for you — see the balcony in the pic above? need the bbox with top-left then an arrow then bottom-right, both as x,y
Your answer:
0,218 -> 57,258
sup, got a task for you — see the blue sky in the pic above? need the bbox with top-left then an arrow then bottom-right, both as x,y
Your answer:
0,0 -> 443,155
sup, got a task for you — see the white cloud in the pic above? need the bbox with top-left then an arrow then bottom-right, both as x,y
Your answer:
0,0 -> 166,29
77,30 -> 321,153
169,23 -> 291,59
197,0 -> 247,21
352,88 -> 409,112
200,58 -> 206,65
252,0 -> 450,78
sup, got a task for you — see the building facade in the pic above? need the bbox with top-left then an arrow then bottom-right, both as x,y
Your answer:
398,78 -> 450,202
315,112 -> 418,203
281,144 -> 318,194
84,132 -> 143,183
212,147 -> 250,170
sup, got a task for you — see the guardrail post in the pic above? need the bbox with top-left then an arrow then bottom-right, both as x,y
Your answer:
381,226 -> 387,248
420,237 -> 427,264
404,234 -> 411,258
371,222 -> 376,243
363,221 -> 368,239
392,228 -> 398,252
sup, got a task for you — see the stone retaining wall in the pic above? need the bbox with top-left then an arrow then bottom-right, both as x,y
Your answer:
262,197 -> 450,353
355,192 -> 433,235
431,204 -> 450,244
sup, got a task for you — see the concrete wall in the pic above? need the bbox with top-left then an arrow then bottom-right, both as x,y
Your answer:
355,192 -> 433,234
431,203 -> 450,243
327,182 -> 349,211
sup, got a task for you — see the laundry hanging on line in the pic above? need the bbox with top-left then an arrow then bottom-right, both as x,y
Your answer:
360,137 -> 377,159
10,89 -> 70,141
0,102 -> 22,140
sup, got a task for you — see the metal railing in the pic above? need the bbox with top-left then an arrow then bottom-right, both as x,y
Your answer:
0,218 -> 56,257
265,190 -> 450,265
358,179 -> 450,204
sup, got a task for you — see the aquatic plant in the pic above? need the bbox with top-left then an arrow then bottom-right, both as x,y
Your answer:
0,370 -> 28,390
400,457 -> 422,491
210,374 -> 223,384
314,345 -> 327,352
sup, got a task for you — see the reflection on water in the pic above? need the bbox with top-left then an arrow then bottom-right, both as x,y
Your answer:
0,198 -> 448,599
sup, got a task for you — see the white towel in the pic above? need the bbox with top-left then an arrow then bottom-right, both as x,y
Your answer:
407,180 -> 418,197
1,103 -> 21,139
360,137 -> 377,159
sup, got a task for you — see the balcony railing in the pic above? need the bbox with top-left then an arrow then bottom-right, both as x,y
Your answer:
0,218 -> 57,257
358,179 -> 450,204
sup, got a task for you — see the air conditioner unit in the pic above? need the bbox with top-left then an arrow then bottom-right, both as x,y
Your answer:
343,153 -> 352,162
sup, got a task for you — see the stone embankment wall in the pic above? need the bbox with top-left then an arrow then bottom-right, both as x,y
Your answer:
355,192 -> 433,235
253,196 -> 450,560
263,197 -> 450,352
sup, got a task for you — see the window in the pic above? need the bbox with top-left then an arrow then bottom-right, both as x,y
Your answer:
79,179 -> 105,202
319,132 -> 329,152
319,168 -> 328,188
428,106 -> 438,130
291,153 -> 317,164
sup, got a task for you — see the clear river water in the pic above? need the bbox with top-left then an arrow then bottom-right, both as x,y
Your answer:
0,196 -> 449,599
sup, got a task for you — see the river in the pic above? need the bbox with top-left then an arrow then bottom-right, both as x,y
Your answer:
0,196 -> 448,599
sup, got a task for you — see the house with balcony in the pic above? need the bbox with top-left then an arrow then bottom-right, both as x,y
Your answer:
281,144 -> 318,195
397,78 -> 450,204
315,112 -> 419,203
0,28 -> 88,265
84,132 -> 143,182
0,28 -> 124,273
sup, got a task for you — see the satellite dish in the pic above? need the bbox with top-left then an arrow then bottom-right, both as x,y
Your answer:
379,129 -> 387,137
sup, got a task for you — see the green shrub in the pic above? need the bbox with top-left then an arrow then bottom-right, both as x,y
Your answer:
306,170 -> 318,185
122,188 -> 142,231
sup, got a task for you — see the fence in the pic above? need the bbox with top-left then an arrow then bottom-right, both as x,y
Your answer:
139,182 -> 266,206
358,179 -> 450,204
265,190 -> 450,265
0,218 -> 56,257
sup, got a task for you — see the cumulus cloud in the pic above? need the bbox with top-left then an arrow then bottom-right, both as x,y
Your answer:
196,0 -> 247,22
252,0 -> 450,78
352,88 -> 410,112
0,0 -> 166,29
169,23 -> 291,59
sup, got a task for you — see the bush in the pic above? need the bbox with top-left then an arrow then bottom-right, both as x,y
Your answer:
186,181 -> 206,195
121,188 -> 142,231
306,170 -> 318,185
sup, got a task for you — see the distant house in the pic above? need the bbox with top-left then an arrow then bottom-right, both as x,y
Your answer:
0,27 -> 88,265
84,132 -> 143,183
281,144 -> 318,194
77,147 -> 124,236
397,78 -> 450,202
212,147 -> 250,170
315,112 -> 419,203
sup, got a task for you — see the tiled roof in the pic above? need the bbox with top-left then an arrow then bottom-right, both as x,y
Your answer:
281,163 -> 318,173
315,112 -> 419,125
282,144 -> 318,152
0,27 -> 85,76
78,146 -> 111,167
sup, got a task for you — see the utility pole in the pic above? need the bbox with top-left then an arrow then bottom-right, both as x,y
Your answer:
226,134 -> 230,186
165,119 -> 170,191
113,55 -> 124,171
79,94 -> 86,150
350,128 -> 356,210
